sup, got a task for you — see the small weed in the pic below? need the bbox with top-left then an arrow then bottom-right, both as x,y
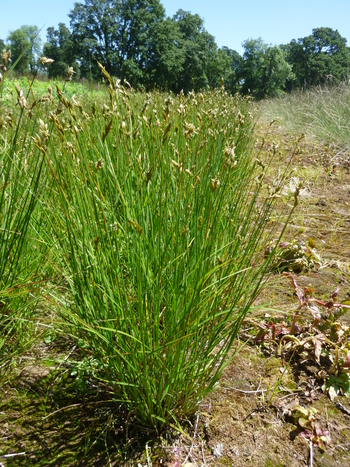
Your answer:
268,238 -> 321,273
291,405 -> 332,451
322,373 -> 350,401
250,273 -> 350,405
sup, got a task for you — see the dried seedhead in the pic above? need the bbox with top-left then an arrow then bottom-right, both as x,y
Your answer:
1,49 -> 11,71
39,57 -> 55,66
14,83 -> 27,109
66,66 -> 76,82
224,144 -> 237,168
210,178 -> 220,192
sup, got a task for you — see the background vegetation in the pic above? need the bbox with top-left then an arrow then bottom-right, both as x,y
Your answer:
1,0 -> 349,97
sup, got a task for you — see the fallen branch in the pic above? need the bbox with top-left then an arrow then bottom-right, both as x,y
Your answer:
333,401 -> 350,417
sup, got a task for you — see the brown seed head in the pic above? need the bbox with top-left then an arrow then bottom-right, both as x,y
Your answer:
66,66 -> 76,81
39,57 -> 54,65
210,178 -> 220,192
1,49 -> 11,70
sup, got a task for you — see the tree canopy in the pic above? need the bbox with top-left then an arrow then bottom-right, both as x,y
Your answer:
241,38 -> 295,98
169,10 -> 219,93
6,25 -> 42,73
220,47 -> 242,95
2,2 -> 349,99
43,23 -> 80,79
284,28 -> 350,88
68,0 -> 166,82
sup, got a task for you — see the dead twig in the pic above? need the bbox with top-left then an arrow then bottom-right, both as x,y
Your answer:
223,382 -> 267,394
333,401 -> 350,417
1,452 -> 26,458
309,440 -> 313,467
182,411 -> 200,465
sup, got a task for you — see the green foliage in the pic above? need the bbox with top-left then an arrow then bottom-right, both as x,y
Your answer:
68,0 -> 165,82
206,48 -> 231,89
270,238 -> 321,273
38,1 -> 235,93
0,77 -> 105,108
169,10 -> 218,93
0,78 -> 45,361
6,25 -> 42,73
291,406 -> 332,451
241,38 -> 295,99
145,17 -> 185,90
4,10 -> 349,98
323,373 -> 350,401
0,71 -> 284,430
65,1 -> 233,92
220,47 -> 242,95
43,23 -> 80,79
284,28 -> 350,88
68,0 -> 121,78
146,9 -> 232,93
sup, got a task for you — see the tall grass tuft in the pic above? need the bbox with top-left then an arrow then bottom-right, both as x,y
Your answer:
39,69 -> 290,431
0,78 -> 45,359
260,80 -> 350,152
1,64 -> 291,429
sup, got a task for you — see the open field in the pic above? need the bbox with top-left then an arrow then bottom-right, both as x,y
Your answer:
0,77 -> 350,466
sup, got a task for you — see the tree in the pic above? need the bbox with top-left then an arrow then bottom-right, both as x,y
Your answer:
69,0 -> 121,78
144,17 -> 185,90
6,25 -> 42,73
220,47 -> 242,94
206,47 -> 231,90
144,11 -> 231,93
241,38 -> 294,98
170,10 -> 220,93
0,39 -> 6,51
68,1 -> 228,91
68,0 -> 165,82
43,23 -> 80,79
284,28 -> 350,87
116,0 -> 165,84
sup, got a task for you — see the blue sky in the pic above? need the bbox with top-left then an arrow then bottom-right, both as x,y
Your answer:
1,0 -> 350,55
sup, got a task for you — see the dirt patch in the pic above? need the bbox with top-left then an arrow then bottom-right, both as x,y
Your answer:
186,348 -> 350,467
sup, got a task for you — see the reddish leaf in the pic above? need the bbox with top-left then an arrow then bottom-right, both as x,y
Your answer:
314,425 -> 330,439
308,304 -> 321,321
299,429 -> 313,440
279,242 -> 290,248
283,272 -> 304,303
343,351 -> 350,370
330,286 -> 339,300
275,325 -> 290,337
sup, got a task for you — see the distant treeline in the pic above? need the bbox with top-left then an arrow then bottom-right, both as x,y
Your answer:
1,0 -> 349,97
